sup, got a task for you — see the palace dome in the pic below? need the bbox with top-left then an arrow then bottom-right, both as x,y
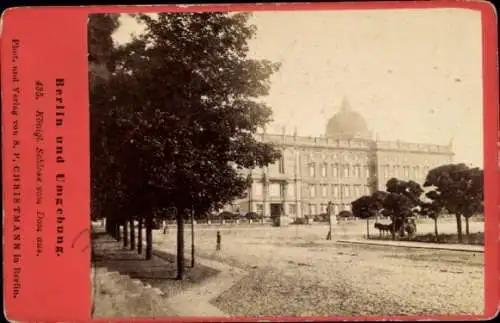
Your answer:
325,98 -> 371,140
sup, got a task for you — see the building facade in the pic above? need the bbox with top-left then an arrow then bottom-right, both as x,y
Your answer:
228,99 -> 454,219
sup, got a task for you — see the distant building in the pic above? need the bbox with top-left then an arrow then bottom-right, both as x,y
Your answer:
227,98 -> 454,219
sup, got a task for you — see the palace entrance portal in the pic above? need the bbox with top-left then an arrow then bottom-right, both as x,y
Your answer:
270,203 -> 283,217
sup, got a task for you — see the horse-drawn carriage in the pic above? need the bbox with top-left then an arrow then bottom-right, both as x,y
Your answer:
374,217 -> 417,238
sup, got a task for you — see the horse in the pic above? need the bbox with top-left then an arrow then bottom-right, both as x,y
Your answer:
374,222 -> 391,237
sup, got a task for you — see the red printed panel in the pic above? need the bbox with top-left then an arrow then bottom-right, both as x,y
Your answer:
2,8 -> 90,321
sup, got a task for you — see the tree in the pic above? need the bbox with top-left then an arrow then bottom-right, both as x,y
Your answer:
423,164 -> 483,243
382,178 -> 423,240
418,199 -> 443,242
99,12 -> 281,278
351,191 -> 387,238
89,13 -> 123,242
88,13 -> 120,70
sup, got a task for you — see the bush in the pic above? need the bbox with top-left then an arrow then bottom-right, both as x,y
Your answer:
338,210 -> 352,218
368,232 -> 484,245
245,212 -> 263,221
290,218 -> 309,225
219,211 -> 238,220
313,213 -> 329,222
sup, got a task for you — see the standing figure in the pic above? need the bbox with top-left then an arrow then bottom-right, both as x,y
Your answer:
326,201 -> 333,240
216,231 -> 221,251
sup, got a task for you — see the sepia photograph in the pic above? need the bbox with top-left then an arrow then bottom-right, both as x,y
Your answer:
89,7 -> 485,318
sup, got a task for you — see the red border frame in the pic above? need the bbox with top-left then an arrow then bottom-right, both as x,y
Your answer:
1,1 -> 498,321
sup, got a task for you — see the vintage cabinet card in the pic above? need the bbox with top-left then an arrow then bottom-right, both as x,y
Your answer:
1,1 -> 498,321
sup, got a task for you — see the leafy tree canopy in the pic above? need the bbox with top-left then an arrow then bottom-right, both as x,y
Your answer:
351,191 -> 387,219
382,178 -> 423,219
93,12 -> 282,220
423,163 -> 483,217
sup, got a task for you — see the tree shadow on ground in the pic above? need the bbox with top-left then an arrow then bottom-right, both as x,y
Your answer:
91,229 -> 220,294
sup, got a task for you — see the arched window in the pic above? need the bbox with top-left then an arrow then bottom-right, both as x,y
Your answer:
309,163 -> 316,177
321,184 -> 328,197
321,163 -> 327,177
343,165 -> 350,178
332,164 -> 339,177
353,164 -> 361,178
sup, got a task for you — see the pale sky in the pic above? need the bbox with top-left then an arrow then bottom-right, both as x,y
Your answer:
111,8 -> 484,167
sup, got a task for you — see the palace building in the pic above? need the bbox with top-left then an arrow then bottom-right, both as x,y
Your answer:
229,98 -> 454,219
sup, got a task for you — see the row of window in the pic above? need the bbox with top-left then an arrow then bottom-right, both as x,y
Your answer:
266,153 -> 445,177
308,184 -> 370,198
254,203 -> 348,216
252,182 -> 295,198
380,154 -> 446,165
308,163 -> 371,179
381,165 -> 430,178
307,152 -> 369,163
252,182 -> 371,199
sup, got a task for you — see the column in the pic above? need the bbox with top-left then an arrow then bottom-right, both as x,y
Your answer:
282,182 -> 288,214
294,179 -> 300,219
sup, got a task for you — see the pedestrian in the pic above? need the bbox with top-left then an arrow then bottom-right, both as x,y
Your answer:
163,220 -> 168,235
216,230 -> 221,251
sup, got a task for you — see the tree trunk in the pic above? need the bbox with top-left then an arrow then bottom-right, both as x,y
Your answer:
129,216 -> 135,251
391,217 -> 396,241
177,210 -> 185,280
108,217 -> 115,238
455,214 -> 463,243
328,212 -> 333,240
145,213 -> 153,260
465,215 -> 470,242
109,220 -> 114,238
366,218 -> 370,239
434,217 -> 439,242
116,222 -> 121,242
107,217 -> 113,236
137,216 -> 143,255
465,216 -> 470,235
123,219 -> 128,248
191,209 -> 195,268
105,216 -> 111,234
399,215 -> 406,238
